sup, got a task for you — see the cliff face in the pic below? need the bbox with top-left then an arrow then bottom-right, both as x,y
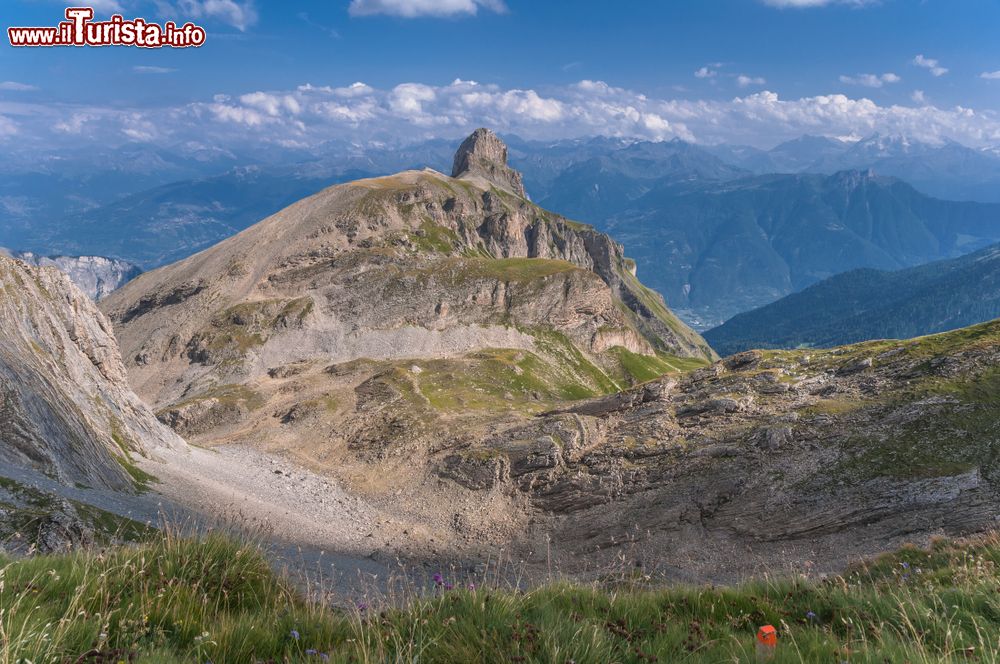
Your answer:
0,256 -> 183,492
2,250 -> 141,300
452,128 -> 527,198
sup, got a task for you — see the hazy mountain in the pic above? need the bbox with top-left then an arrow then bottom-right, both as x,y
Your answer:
705,242 -> 1000,355
707,135 -> 849,174
603,169 -> 1000,329
803,134 -> 1000,203
530,139 -> 747,223
19,167 -> 363,269
1,249 -> 141,299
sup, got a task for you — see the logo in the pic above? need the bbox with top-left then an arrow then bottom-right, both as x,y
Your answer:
8,7 -> 206,48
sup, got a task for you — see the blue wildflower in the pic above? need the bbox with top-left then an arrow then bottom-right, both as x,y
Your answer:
290,629 -> 300,640
806,611 -> 817,621
306,649 -> 318,656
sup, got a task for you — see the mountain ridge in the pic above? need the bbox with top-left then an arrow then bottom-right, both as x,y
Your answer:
705,241 -> 1000,355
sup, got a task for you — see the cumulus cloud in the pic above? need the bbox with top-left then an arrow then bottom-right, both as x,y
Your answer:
737,75 -> 767,87
694,66 -> 717,79
913,54 -> 948,77
839,72 -> 900,88
5,79 -> 1000,150
981,71 -> 1000,80
911,90 -> 927,104
348,0 -> 507,18
0,82 -> 38,91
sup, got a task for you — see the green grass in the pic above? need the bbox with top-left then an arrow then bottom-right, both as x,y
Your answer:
409,218 -> 461,253
408,347 -> 609,414
160,383 -> 265,416
6,530 -> 1000,662
0,477 -> 155,546
609,347 -> 711,384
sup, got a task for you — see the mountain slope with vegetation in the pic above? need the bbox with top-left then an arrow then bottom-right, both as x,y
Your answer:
706,243 -> 1000,355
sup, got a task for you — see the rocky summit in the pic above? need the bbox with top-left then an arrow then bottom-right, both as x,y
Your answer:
452,127 -> 527,198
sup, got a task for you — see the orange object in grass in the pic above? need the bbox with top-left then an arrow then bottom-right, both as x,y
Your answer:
757,625 -> 777,647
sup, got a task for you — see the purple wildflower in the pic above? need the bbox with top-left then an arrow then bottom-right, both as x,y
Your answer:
290,630 -> 300,641
902,562 -> 910,569
320,655 -> 330,663
468,583 -> 476,591
806,611 -> 817,621
433,573 -> 444,586
306,649 -> 318,656
356,601 -> 369,612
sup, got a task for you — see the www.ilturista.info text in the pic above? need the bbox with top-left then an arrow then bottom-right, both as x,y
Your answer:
8,7 -> 206,48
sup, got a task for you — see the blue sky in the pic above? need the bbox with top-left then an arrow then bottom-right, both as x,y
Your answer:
2,0 -> 1000,152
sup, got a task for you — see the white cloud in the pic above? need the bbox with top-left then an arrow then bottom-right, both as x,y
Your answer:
0,115 -> 17,137
737,75 -> 766,87
172,0 -> 258,31
348,0 -> 507,18
389,83 -> 437,116
911,90 -> 926,104
239,92 -> 302,117
0,81 -> 37,91
694,67 -> 717,79
54,112 -> 96,134
913,54 -> 948,77
981,71 -> 1000,80
133,66 -> 176,74
8,79 -> 1000,151
839,72 -> 900,88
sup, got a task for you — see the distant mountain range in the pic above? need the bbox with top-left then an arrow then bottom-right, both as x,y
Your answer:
705,242 -> 1000,355
708,133 -> 1000,203
8,132 -> 1000,328
603,169 -> 1000,328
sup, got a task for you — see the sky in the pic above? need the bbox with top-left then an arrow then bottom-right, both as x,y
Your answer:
2,0 -> 1000,154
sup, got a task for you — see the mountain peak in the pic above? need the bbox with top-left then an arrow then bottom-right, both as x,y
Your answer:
451,128 -> 527,198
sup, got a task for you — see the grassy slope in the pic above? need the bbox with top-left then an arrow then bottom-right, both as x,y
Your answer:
4,530 -> 1000,663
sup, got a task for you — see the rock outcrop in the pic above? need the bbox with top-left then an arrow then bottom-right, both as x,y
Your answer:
0,255 -> 183,492
452,128 -> 527,198
1,249 -> 141,300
